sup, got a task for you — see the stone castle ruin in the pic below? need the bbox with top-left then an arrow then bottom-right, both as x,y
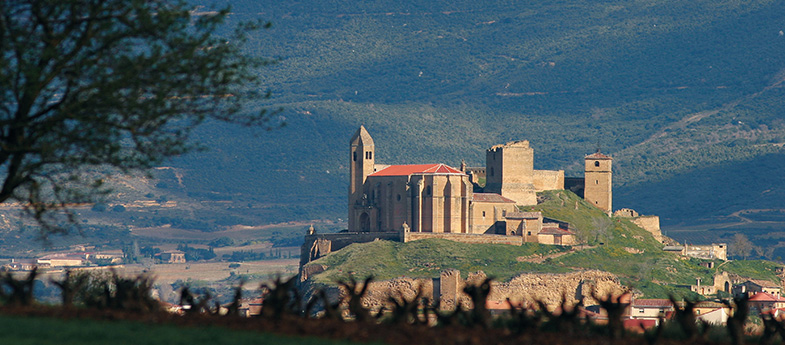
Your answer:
301,126 -> 614,269
352,269 -> 626,313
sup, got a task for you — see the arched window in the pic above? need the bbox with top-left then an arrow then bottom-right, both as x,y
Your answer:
396,194 -> 401,201
353,152 -> 357,161
425,185 -> 432,196
594,161 -> 600,167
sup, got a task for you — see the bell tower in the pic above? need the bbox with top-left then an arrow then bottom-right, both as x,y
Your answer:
584,151 -> 612,214
349,126 -> 375,231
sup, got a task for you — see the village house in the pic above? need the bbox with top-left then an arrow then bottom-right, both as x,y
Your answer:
734,279 -> 783,297
747,292 -> 785,312
627,298 -> 674,321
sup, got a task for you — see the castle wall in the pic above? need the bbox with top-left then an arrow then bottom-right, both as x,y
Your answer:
532,170 -> 565,192
300,232 -> 402,268
537,233 -> 576,246
630,216 -> 663,242
403,232 -> 523,246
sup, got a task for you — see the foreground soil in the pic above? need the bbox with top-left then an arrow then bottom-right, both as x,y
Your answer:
0,306 -> 723,345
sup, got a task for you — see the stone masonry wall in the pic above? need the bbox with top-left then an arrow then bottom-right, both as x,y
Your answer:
404,232 -> 523,246
630,216 -> 663,242
356,270 -> 625,313
532,170 -> 565,192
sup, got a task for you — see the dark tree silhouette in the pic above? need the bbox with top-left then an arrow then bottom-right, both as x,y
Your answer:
0,0 -> 276,235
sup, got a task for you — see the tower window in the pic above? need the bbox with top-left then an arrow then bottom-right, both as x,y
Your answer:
425,185 -> 432,196
397,194 -> 401,201
482,211 -> 486,217
595,180 -> 599,184
365,151 -> 372,159
489,167 -> 494,177
594,161 -> 600,167
353,152 -> 357,161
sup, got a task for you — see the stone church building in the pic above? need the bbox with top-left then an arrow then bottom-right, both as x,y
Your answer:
300,126 -> 613,271
348,125 -> 612,235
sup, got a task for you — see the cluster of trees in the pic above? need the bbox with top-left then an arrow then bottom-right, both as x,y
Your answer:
176,244 -> 216,262
730,234 -> 779,261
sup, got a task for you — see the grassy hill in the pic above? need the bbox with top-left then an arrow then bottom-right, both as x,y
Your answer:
304,191 -> 783,298
160,0 -> 785,231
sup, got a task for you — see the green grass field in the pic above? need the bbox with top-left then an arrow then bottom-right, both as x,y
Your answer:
0,314 -> 369,345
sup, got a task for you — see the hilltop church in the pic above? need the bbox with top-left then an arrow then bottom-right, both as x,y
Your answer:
348,125 -> 612,236
299,126 -> 613,273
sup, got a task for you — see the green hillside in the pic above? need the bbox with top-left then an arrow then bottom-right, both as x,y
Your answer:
158,0 -> 785,233
7,0 -> 782,250
304,191 -> 783,298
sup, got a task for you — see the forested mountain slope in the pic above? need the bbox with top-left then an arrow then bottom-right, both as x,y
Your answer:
170,0 -> 785,234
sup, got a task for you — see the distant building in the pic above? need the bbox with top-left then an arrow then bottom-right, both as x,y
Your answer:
157,250 -> 186,264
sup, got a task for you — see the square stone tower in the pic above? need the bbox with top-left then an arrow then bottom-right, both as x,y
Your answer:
484,141 -> 536,205
349,125 -> 375,232
584,152 -> 612,213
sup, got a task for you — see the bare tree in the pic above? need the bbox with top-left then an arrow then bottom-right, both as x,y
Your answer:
0,0 -> 277,235
730,233 -> 754,260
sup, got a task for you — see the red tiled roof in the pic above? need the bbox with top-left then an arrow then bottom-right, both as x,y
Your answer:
472,193 -> 517,203
749,292 -> 783,302
369,164 -> 464,176
586,152 -> 612,160
539,225 -> 574,236
632,299 -> 673,308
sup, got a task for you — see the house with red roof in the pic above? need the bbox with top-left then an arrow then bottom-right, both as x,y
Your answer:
627,298 -> 674,320
748,291 -> 785,312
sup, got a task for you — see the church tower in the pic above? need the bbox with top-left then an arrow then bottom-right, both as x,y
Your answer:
349,126 -> 375,231
584,151 -> 612,214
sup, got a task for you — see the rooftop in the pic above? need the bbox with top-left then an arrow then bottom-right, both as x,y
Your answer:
586,151 -> 612,160
472,193 -> 517,203
370,163 -> 464,177
539,225 -> 574,236
632,299 -> 673,308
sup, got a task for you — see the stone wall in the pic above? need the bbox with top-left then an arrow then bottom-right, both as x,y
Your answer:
403,232 -> 523,246
300,231 -> 402,268
630,216 -> 663,242
532,170 -> 565,192
355,270 -> 625,313
490,270 -> 625,308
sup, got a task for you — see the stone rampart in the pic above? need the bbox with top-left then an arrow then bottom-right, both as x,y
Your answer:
532,170 -> 565,192
404,232 -> 523,246
630,216 -> 663,242
300,231 -> 402,268
355,270 -> 625,313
